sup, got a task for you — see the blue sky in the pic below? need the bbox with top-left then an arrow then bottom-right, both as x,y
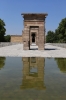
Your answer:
0,0 -> 66,35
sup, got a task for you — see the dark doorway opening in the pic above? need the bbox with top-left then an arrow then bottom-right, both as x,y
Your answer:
32,33 -> 35,43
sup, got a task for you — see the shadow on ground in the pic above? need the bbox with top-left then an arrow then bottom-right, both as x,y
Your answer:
30,48 -> 38,50
45,48 -> 57,50
30,48 -> 58,50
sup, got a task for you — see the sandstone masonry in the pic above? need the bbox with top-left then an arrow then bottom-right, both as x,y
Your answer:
21,13 -> 48,50
11,35 -> 22,42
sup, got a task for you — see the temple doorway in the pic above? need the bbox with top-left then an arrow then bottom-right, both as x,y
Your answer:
30,33 -> 38,50
31,33 -> 36,43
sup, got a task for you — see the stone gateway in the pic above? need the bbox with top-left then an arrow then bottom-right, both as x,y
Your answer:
21,13 -> 48,50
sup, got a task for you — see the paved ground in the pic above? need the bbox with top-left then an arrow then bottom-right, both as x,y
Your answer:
0,43 -> 66,58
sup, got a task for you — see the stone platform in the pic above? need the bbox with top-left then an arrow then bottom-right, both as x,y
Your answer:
0,43 -> 66,58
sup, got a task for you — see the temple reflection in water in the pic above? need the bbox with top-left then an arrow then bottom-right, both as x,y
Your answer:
20,57 -> 46,90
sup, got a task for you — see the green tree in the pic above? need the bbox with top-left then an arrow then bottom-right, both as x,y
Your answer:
46,18 -> 66,43
4,35 -> 11,42
55,18 -> 66,43
46,31 -> 55,43
0,19 -> 6,42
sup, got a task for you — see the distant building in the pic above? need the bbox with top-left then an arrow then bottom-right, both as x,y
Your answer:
11,35 -> 22,42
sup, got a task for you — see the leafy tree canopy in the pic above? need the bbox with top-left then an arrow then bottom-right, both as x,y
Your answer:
4,35 -> 11,42
46,18 -> 66,43
0,19 -> 6,42
46,31 -> 55,43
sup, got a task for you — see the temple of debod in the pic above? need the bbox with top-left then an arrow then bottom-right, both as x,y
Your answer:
22,13 -> 48,50
11,13 -> 48,50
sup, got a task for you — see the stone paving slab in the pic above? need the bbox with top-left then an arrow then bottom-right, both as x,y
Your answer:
0,44 -> 66,58
45,44 -> 66,58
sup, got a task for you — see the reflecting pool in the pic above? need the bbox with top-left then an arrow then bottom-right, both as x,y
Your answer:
0,57 -> 66,100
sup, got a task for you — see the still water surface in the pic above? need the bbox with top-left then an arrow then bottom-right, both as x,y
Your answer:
0,57 -> 66,100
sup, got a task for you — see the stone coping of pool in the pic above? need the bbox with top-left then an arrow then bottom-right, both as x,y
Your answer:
50,43 -> 66,48
0,43 -> 66,58
0,42 -> 22,47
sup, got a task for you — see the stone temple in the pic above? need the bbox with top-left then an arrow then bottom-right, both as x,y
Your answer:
21,13 -> 48,50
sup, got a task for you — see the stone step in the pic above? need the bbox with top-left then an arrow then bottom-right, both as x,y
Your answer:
31,43 -> 36,46
30,44 -> 38,50
30,46 -> 38,48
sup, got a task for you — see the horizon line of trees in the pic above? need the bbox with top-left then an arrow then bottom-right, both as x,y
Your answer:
0,17 -> 66,43
46,18 -> 66,43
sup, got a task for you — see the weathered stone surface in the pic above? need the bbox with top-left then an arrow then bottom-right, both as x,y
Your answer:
24,21 -> 44,26
22,13 -> 48,50
11,35 -> 22,42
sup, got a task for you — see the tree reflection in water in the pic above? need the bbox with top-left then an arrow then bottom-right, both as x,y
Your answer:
55,58 -> 66,73
0,57 -> 6,70
20,57 -> 46,90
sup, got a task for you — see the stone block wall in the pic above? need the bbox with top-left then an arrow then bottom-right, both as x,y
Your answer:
24,21 -> 44,27
38,26 -> 45,50
23,21 -> 45,50
11,35 -> 22,42
23,26 -> 30,50
22,13 -> 48,50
